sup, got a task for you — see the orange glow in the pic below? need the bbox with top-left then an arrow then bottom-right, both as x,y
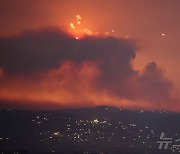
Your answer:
68,15 -> 95,39
0,61 -> 178,111
70,23 -> 75,30
76,15 -> 81,21
68,15 -> 114,39
83,28 -> 93,35
0,61 -> 130,109
104,32 -> 110,35
68,15 -> 117,39
0,68 -> 4,78
77,21 -> 81,25
0,1 -> 179,112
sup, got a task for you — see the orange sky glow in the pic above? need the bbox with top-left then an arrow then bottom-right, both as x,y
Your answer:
0,0 -> 179,111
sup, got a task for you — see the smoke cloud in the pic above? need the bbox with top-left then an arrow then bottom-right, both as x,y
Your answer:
0,28 -> 178,111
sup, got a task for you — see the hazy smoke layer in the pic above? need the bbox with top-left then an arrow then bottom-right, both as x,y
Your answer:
0,28 -> 178,111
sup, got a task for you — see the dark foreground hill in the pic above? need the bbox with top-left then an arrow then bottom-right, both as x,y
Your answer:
0,106 -> 180,154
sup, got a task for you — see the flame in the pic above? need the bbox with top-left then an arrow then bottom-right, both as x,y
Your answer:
76,15 -> 81,21
70,23 -> 75,30
69,15 -> 93,39
68,15 -> 117,39
77,21 -> 81,25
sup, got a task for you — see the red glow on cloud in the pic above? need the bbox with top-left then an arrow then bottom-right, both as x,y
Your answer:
0,61 -> 133,109
0,60 -> 178,111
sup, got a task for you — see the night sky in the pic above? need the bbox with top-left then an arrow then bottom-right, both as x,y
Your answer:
0,0 -> 179,111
